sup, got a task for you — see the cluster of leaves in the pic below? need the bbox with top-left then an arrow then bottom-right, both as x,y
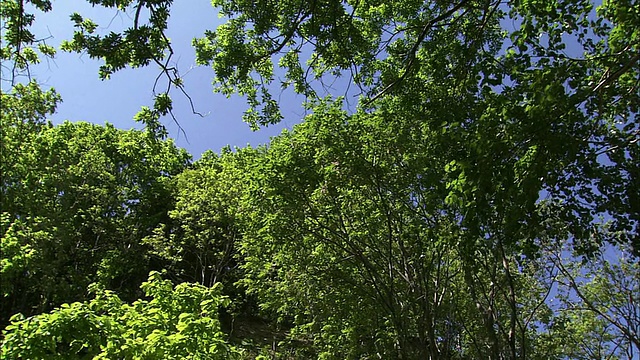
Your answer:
1,272 -> 240,359
143,149 -> 247,290
0,0 -> 56,85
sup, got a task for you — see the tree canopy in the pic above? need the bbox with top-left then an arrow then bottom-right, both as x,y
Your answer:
1,0 -> 638,358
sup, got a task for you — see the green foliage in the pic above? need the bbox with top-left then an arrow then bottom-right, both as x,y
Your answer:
60,1 -> 172,80
1,0 -> 638,358
1,116 -> 190,323
235,97 -> 561,358
0,81 -> 61,190
0,272 -> 241,359
0,213 -> 39,296
144,149 -> 247,289
533,238 -> 640,359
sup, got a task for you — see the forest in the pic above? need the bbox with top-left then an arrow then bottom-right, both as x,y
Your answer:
1,0 -> 639,358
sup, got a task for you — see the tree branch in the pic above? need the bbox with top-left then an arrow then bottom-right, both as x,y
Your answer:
364,0 -> 472,106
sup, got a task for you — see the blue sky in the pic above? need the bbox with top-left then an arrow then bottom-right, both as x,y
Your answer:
26,1 -> 303,158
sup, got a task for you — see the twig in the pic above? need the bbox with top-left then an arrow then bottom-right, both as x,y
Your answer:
593,53 -> 640,93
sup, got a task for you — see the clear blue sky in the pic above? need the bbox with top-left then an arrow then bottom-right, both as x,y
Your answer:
27,1 -> 304,158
